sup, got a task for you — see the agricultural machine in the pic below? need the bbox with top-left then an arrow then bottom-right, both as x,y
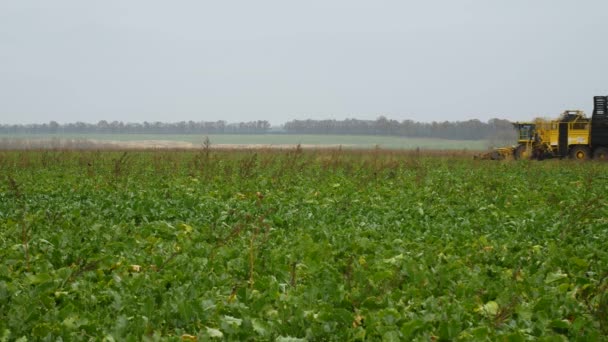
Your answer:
481,96 -> 608,160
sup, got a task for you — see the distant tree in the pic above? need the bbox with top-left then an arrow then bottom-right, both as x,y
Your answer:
49,121 -> 59,134
97,120 -> 109,133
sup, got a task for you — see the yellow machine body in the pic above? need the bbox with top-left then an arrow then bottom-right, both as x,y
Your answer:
483,110 -> 596,160
479,96 -> 608,160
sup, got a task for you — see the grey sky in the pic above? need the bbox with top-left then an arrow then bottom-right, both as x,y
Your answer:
1,1 -> 606,125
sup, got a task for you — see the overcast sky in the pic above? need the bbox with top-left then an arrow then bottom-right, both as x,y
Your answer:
1,1 -> 606,125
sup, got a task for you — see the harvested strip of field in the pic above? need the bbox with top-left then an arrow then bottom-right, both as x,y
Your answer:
98,140 -> 349,150
0,137 -> 349,150
0,133 -> 490,150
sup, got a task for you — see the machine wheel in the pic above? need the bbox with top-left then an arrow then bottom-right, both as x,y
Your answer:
593,147 -> 608,160
490,150 -> 505,160
569,145 -> 591,160
514,144 -> 530,160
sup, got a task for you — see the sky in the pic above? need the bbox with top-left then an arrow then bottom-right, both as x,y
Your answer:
1,1 -> 607,125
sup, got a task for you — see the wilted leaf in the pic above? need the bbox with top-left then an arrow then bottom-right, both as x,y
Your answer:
545,271 -> 568,284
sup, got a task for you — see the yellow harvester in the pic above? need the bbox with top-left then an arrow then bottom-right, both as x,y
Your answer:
482,96 -> 608,160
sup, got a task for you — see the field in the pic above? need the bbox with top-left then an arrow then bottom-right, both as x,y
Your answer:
0,134 -> 488,150
1,149 -> 608,340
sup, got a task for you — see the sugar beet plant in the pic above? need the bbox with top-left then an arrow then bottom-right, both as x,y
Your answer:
1,149 -> 608,341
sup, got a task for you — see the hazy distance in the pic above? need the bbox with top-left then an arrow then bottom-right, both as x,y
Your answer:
1,1 -> 606,125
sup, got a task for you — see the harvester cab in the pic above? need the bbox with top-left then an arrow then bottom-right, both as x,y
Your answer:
511,122 -> 542,160
515,123 -> 536,142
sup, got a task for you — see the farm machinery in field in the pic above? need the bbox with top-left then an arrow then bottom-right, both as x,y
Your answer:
479,96 -> 608,160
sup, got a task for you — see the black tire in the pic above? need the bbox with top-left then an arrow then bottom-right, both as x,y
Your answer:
593,146 -> 608,161
490,151 -> 504,160
569,145 -> 591,160
534,148 -> 547,160
514,144 -> 529,160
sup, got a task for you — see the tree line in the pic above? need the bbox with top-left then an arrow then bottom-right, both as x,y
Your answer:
0,120 -> 271,135
283,117 -> 514,140
1,117 -> 516,141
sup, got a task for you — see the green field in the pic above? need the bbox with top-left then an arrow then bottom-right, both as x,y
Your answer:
1,134 -> 488,150
1,150 -> 607,340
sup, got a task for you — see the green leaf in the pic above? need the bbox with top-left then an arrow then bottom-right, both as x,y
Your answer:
26,273 -> 52,285
400,320 -> 425,339
251,319 -> 267,337
477,301 -> 499,316
276,337 -> 306,342
569,257 -> 589,268
550,319 -> 570,330
383,253 -> 405,265
206,327 -> 223,338
382,330 -> 400,342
